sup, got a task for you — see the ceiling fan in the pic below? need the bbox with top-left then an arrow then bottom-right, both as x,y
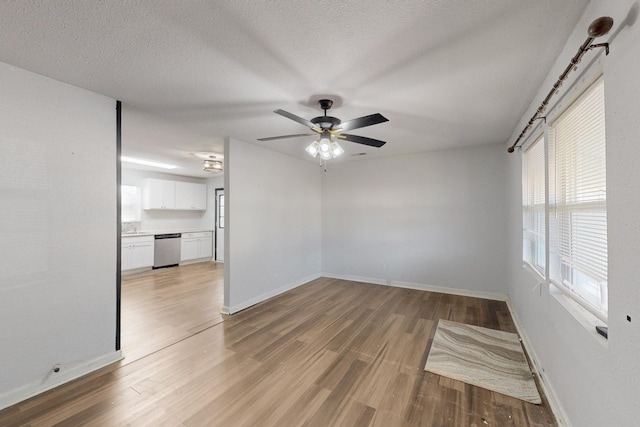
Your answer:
258,99 -> 388,160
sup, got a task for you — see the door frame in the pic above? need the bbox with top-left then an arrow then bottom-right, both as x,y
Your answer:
115,100 -> 122,351
214,187 -> 224,261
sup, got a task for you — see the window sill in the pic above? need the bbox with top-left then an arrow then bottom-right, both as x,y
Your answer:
549,284 -> 608,349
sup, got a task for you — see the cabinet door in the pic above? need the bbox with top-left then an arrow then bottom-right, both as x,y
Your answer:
161,180 -> 176,209
199,236 -> 213,259
131,241 -> 154,269
143,179 -> 164,209
191,183 -> 207,210
143,179 -> 175,209
181,238 -> 199,261
121,245 -> 132,271
176,182 -> 207,210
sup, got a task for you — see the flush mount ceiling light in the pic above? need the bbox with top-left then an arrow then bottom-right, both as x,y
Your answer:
258,98 -> 388,161
121,156 -> 177,170
203,157 -> 223,173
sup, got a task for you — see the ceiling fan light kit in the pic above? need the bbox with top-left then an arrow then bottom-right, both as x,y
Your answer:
330,140 -> 345,157
305,131 -> 346,160
305,140 -> 319,156
259,98 -> 389,162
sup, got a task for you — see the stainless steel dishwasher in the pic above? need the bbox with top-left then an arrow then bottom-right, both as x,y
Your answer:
153,233 -> 181,268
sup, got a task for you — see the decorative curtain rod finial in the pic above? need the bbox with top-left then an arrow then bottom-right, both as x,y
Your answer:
588,16 -> 614,38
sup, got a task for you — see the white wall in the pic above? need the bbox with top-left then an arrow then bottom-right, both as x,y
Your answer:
122,168 -> 211,231
322,143 -> 507,299
224,138 -> 321,313
0,62 -> 119,408
505,1 -> 640,425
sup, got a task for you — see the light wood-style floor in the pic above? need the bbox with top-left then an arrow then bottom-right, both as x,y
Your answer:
120,262 -> 224,364
0,264 -> 557,426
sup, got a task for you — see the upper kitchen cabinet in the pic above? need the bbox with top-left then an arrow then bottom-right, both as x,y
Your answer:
142,178 -> 207,210
142,178 -> 175,210
175,182 -> 207,210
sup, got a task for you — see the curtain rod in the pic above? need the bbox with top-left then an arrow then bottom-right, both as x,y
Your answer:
507,16 -> 614,153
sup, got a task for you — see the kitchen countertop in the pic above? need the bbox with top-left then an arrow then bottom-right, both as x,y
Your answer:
122,229 -> 213,237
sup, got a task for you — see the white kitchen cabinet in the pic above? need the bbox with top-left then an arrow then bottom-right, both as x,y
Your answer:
180,231 -> 213,262
142,179 -> 206,211
175,182 -> 207,210
181,237 -> 199,261
121,235 -> 154,271
200,234 -> 213,259
143,179 -> 176,210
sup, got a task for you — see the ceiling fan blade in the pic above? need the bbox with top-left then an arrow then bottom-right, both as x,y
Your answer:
257,133 -> 316,141
337,113 -> 388,132
339,133 -> 387,148
274,109 -> 321,132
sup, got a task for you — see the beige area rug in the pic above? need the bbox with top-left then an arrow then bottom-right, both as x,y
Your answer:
424,320 -> 541,404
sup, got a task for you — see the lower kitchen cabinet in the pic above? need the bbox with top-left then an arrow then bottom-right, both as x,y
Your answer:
180,231 -> 213,262
121,235 -> 154,271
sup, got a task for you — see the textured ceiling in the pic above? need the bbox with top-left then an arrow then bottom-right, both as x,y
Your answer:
0,0 -> 589,177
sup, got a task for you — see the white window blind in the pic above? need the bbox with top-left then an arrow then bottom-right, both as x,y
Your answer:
549,77 -> 607,320
522,135 -> 545,276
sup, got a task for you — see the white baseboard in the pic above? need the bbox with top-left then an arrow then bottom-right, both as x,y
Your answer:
222,273 -> 321,315
320,272 -> 507,301
121,267 -> 152,276
505,299 -> 571,427
0,350 -> 123,411
179,257 -> 213,266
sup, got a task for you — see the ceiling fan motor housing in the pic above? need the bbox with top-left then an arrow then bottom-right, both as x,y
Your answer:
311,115 -> 341,130
312,99 -> 340,130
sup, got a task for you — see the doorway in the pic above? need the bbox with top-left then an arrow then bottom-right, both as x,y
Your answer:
215,188 -> 224,262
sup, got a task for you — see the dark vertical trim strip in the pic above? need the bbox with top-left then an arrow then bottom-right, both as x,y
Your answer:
115,100 -> 122,351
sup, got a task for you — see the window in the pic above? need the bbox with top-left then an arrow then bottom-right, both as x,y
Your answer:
121,185 -> 141,222
218,194 -> 224,228
522,137 -> 546,277
549,78 -> 608,321
522,135 -> 545,277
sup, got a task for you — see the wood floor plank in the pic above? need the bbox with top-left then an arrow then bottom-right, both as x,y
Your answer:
0,268 -> 558,426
